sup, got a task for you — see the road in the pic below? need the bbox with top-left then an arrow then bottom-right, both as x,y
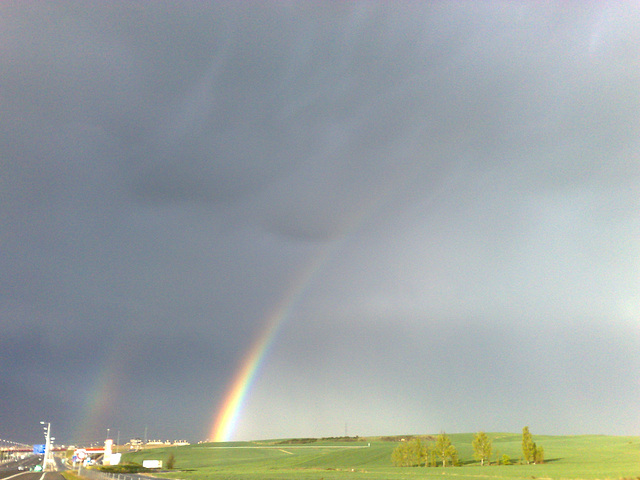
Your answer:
0,455 -> 67,480
0,454 -> 40,477
0,473 -> 66,480
2,455 -> 156,480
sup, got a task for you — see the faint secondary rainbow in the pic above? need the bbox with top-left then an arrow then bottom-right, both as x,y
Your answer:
209,245 -> 333,442
72,342 -> 126,444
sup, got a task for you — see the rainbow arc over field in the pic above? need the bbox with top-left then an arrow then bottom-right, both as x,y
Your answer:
209,246 -> 333,442
208,193 -> 391,443
208,167 -> 462,442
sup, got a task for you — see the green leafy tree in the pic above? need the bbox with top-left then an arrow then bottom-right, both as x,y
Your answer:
534,445 -> 544,464
522,426 -> 535,464
450,446 -> 460,466
428,445 -> 437,467
166,452 -> 175,469
472,431 -> 492,466
532,442 -> 538,463
434,433 -> 458,467
391,442 -> 409,466
391,438 -> 426,467
501,454 -> 512,465
410,438 -> 427,466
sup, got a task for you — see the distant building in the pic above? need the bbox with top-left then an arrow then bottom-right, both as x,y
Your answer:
128,439 -> 143,451
145,440 -> 167,447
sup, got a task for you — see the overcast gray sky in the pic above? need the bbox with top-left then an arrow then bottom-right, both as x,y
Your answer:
2,1 -> 639,445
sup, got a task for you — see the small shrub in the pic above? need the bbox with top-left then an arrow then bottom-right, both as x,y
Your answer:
277,438 -> 317,445
501,454 -> 512,465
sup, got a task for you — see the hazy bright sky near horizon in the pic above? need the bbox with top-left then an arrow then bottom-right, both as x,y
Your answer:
2,1 -> 640,445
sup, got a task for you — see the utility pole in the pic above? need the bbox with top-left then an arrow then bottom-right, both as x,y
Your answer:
40,421 -> 53,471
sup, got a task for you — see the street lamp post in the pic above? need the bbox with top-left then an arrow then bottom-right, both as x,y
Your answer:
40,422 -> 51,471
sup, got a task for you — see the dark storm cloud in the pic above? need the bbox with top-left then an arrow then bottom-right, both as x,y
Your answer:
1,1 -> 639,443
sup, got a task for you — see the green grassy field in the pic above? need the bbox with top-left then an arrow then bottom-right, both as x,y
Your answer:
120,433 -> 640,480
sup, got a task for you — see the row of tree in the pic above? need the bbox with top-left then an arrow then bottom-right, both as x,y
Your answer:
391,427 -> 544,467
391,433 -> 458,467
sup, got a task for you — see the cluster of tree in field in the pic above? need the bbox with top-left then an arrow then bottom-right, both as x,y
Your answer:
391,433 -> 458,467
391,427 -> 544,467
522,426 -> 545,465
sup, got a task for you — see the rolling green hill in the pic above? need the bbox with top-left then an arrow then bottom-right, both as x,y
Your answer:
120,433 -> 640,480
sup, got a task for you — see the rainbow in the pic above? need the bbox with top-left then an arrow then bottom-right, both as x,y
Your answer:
208,165 -> 461,442
72,343 -> 125,444
209,245 -> 333,442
